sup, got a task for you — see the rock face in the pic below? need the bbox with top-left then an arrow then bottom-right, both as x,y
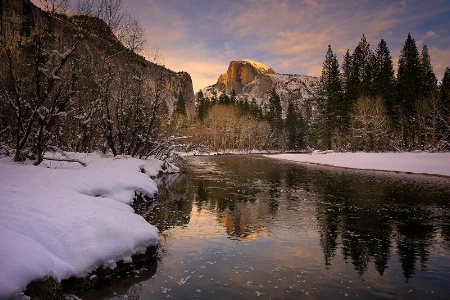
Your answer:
216,59 -> 276,94
0,0 -> 195,115
203,59 -> 320,115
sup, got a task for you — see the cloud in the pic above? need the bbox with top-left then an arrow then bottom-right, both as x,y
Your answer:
428,46 -> 450,81
125,0 -> 450,89
425,31 -> 437,38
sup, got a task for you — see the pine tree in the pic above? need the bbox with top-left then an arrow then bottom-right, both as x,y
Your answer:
419,45 -> 437,97
440,68 -> 450,146
319,45 -> 345,149
267,88 -> 283,130
285,102 -> 305,150
373,39 -> 396,119
348,35 -> 374,99
342,49 -> 352,91
397,33 -> 422,147
219,93 -> 230,104
196,90 -> 209,121
441,67 -> 450,106
175,91 -> 186,115
230,89 -> 237,103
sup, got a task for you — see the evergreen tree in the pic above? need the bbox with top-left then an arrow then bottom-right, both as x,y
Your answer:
319,45 -> 345,149
441,67 -> 450,106
267,88 -> 283,130
419,45 -> 437,97
342,49 -> 352,91
196,90 -> 209,121
175,91 -> 186,115
230,89 -> 237,103
397,33 -> 422,146
219,93 -> 230,104
250,98 -> 262,119
347,35 -> 374,100
285,102 -> 305,150
210,90 -> 218,105
440,68 -> 450,145
373,39 -> 396,119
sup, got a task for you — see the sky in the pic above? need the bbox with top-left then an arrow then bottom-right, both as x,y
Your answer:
124,0 -> 449,92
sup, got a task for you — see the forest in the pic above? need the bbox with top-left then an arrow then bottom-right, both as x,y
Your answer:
1,0 -> 449,166
0,0 -> 177,164
317,35 -> 450,152
178,34 -> 450,153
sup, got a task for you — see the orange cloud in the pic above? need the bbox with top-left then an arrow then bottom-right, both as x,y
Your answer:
126,0 -> 450,90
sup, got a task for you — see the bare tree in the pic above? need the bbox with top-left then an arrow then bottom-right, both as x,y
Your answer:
99,0 -> 126,32
74,0 -> 96,15
350,96 -> 390,151
39,0 -> 70,16
73,0 -> 149,54
0,34 -> 83,163
118,15 -> 146,53
75,0 -> 125,31
144,45 -> 165,66
415,92 -> 448,151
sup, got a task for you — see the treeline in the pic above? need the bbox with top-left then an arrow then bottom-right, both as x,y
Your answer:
318,34 -> 450,151
0,0 -> 171,163
183,33 -> 450,153
170,88 -> 307,152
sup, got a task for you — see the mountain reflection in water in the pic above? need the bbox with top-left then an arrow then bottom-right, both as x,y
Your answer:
92,155 -> 450,299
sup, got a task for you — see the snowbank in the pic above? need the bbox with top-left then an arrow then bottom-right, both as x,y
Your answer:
0,153 -> 171,298
265,152 -> 450,177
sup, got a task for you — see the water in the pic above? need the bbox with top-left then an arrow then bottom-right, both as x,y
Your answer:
80,155 -> 450,299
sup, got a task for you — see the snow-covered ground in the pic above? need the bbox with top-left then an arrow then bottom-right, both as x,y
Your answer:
266,152 -> 450,177
0,153 -> 176,298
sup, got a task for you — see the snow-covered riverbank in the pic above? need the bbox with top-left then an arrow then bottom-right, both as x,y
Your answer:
0,153 -> 176,298
266,152 -> 450,177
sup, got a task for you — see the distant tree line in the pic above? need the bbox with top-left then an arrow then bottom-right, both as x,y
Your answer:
169,87 -> 308,152
318,34 -> 449,151
184,33 -> 449,153
2,2 -> 448,158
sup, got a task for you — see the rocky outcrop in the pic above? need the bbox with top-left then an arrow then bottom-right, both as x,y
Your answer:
203,59 -> 320,116
0,0 -> 195,115
216,59 -> 276,94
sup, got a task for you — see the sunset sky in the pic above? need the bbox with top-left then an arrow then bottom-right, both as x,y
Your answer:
125,0 -> 450,92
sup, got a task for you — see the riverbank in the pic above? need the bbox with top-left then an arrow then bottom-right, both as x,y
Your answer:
0,152 -> 178,299
265,151 -> 450,177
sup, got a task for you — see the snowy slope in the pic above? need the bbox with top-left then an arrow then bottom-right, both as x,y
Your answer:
0,153 -> 172,298
199,59 -> 319,113
267,73 -> 318,104
241,59 -> 275,74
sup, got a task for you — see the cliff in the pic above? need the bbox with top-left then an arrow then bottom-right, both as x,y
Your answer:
203,59 -> 319,115
215,59 -> 276,94
0,0 -> 195,115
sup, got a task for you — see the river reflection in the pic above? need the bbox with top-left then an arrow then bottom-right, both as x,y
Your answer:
112,155 -> 450,299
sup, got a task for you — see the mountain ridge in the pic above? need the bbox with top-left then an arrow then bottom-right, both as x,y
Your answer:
201,59 -> 320,115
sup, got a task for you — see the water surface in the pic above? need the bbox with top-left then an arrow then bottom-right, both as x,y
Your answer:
88,155 -> 450,299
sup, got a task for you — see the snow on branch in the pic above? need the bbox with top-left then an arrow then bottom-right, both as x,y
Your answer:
51,47 -> 75,60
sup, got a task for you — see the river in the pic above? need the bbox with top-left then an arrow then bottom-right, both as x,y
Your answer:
78,155 -> 450,299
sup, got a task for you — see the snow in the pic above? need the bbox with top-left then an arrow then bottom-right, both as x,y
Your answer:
0,153 -> 172,298
266,152 -> 450,177
241,59 -> 275,73
52,47 -> 74,60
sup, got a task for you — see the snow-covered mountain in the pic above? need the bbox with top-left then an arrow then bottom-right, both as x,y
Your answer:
201,59 -> 320,114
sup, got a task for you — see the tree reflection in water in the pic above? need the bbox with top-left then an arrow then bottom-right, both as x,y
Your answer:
166,156 -> 450,282
120,155 -> 450,300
